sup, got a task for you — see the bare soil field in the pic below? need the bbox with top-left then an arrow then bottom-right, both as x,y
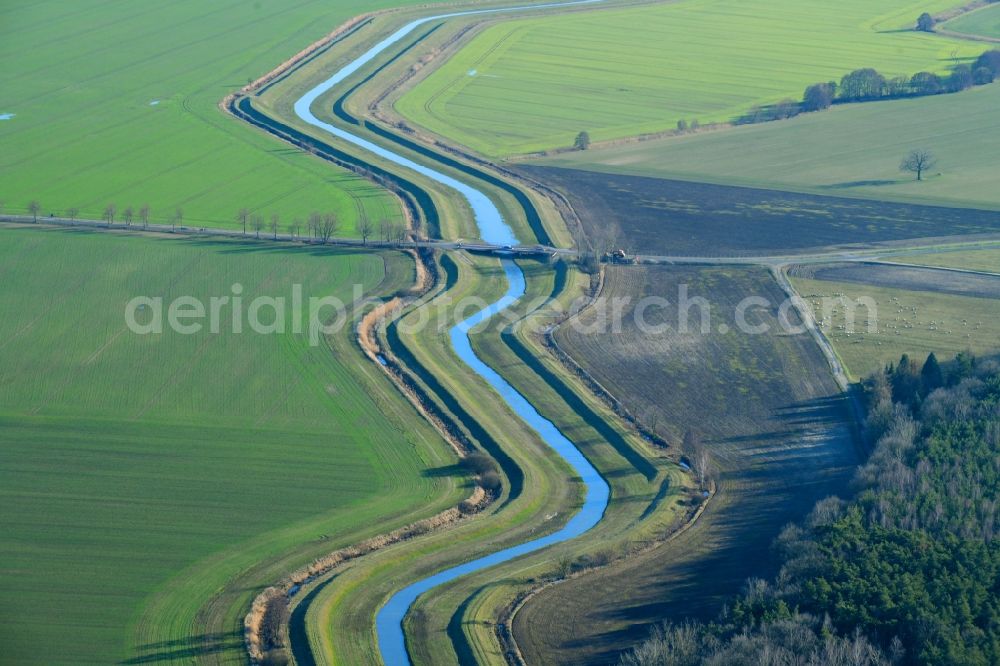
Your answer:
513,265 -> 858,664
791,262 -> 1000,299
516,166 -> 1000,256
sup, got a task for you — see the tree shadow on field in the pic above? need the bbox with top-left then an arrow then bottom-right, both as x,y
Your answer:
422,462 -> 467,479
180,237 -> 375,260
821,179 -> 903,189
122,631 -> 242,663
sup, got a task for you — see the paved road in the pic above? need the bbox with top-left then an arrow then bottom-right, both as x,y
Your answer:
6,214 -> 1000,268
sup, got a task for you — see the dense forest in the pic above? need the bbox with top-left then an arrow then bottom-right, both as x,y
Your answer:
621,353 -> 1000,665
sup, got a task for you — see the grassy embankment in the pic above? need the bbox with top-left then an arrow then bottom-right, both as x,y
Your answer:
248,2 -> 575,247
0,0 -> 433,230
218,10 -> 675,662
279,251 -> 693,665
0,225 -> 465,664
394,0 -> 981,157
513,265 -> 858,665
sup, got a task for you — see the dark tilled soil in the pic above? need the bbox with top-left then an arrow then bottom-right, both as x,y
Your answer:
513,266 -> 858,665
517,165 -> 1000,256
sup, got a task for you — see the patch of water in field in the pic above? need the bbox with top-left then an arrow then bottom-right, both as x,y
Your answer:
149,100 -> 160,106
293,2 -> 608,665
0,113 -> 15,120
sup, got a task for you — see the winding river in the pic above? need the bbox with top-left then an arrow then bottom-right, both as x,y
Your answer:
293,2 -> 609,663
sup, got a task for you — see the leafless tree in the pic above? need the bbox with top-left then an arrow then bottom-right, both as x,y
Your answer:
269,213 -> 280,240
319,212 -> 339,243
173,207 -> 183,232
379,219 -> 392,243
28,200 -> 40,223
251,214 -> 264,239
392,223 -> 407,244
359,215 -> 374,246
308,211 -> 322,241
103,203 -> 117,226
66,207 -> 79,223
683,430 -> 711,490
237,207 -> 250,235
900,149 -> 937,181
123,205 -> 134,226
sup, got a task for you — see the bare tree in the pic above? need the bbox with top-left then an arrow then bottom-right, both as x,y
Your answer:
392,223 -> 407,244
103,203 -> 117,226
251,214 -> 264,239
683,430 -> 711,490
237,207 -> 250,235
28,200 -> 40,223
359,215 -> 374,246
123,205 -> 134,226
139,204 -> 150,229
289,218 -> 303,240
900,149 -> 937,181
319,212 -> 339,243
379,219 -> 392,243
308,211 -> 322,241
66,207 -> 79,223
269,213 -> 280,240
173,207 -> 183,232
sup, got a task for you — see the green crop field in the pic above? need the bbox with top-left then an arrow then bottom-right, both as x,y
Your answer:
541,82 -> 1000,210
0,226 -> 461,664
0,0 -> 430,231
890,247 -> 1000,272
791,272 -> 1000,379
944,3 -> 1000,38
395,0 -> 980,157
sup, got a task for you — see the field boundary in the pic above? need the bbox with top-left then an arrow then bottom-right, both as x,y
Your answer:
935,1 -> 1000,43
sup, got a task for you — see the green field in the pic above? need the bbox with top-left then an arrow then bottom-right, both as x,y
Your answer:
944,3 -> 1000,38
542,82 -> 1000,209
792,274 -> 1000,379
891,247 -> 1000,271
0,226 -> 461,664
395,0 -> 980,157
0,0 -> 427,231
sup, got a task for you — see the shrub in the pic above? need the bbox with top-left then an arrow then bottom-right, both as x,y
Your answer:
462,451 -> 496,475
910,71 -> 942,95
974,49 -> 1000,77
947,64 -> 974,92
973,66 -> 995,85
802,83 -> 835,111
480,469 -> 502,493
917,12 -> 934,32
578,252 -> 601,275
839,68 -> 886,101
